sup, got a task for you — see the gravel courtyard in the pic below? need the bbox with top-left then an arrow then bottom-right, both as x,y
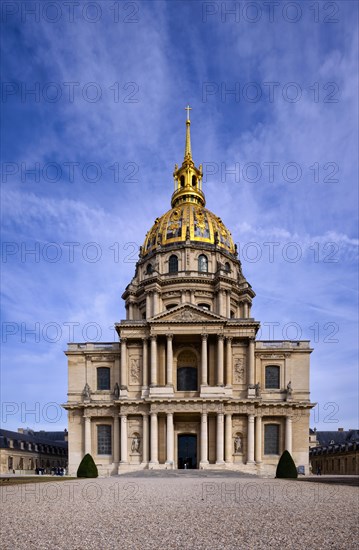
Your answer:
1,473 -> 358,550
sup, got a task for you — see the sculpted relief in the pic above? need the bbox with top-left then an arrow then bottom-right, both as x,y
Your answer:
234,357 -> 246,384
130,357 -> 141,384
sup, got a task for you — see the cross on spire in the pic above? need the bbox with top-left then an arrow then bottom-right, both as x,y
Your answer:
185,104 -> 192,121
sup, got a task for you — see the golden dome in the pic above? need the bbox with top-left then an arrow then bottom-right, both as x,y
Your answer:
142,106 -> 235,257
143,204 -> 235,256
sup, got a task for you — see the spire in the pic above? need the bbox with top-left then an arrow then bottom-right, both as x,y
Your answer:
171,106 -> 205,208
184,104 -> 192,160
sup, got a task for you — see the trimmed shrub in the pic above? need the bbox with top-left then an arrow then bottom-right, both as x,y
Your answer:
77,453 -> 98,478
275,450 -> 298,479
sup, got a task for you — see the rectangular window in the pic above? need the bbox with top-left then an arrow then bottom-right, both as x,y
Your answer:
97,367 -> 111,390
264,424 -> 280,455
265,365 -> 280,389
97,425 -> 112,455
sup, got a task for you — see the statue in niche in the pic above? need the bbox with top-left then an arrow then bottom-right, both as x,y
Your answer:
286,381 -> 293,395
234,435 -> 242,454
83,383 -> 91,400
113,383 -> 120,399
131,435 -> 140,453
255,382 -> 261,397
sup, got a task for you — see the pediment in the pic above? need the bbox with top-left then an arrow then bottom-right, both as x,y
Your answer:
151,304 -> 223,323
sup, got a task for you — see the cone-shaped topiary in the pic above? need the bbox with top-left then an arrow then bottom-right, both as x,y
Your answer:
77,453 -> 98,478
275,450 -> 298,479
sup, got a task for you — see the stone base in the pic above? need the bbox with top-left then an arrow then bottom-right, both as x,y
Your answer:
200,385 -> 233,398
149,386 -> 174,398
130,453 -> 141,465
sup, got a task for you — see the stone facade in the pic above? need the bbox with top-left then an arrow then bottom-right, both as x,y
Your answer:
63,110 -> 314,476
0,429 -> 68,474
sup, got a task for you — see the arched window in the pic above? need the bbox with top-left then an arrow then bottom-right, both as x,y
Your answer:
198,303 -> 210,311
177,351 -> 198,391
264,424 -> 279,455
198,254 -> 208,273
180,175 -> 185,187
97,367 -> 110,390
166,303 -> 178,310
97,425 -> 112,455
169,254 -> 178,273
265,365 -> 280,389
192,175 -> 197,187
146,263 -> 153,275
224,262 -> 231,272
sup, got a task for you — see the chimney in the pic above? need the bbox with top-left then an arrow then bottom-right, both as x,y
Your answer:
17,428 -> 24,434
338,428 -> 344,432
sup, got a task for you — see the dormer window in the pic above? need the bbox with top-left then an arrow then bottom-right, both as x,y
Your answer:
146,263 -> 153,275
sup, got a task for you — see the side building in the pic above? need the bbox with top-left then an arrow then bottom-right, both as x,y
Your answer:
0,429 -> 68,474
310,429 -> 359,475
64,110 -> 314,476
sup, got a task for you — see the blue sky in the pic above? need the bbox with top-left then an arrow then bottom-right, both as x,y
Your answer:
1,0 -> 358,432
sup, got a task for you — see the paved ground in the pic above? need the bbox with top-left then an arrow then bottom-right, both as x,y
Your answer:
1,473 -> 358,549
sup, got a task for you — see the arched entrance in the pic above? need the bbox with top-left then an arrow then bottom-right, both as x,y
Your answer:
178,434 -> 197,469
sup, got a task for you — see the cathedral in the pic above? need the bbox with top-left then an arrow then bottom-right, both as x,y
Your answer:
64,109 -> 314,476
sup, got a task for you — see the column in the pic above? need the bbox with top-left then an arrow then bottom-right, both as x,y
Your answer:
226,337 -> 232,386
166,334 -> 173,386
181,290 -> 186,304
142,338 -> 148,386
113,414 -> 120,464
217,335 -> 224,386
285,416 -> 293,455
142,414 -> 149,463
255,415 -> 262,464
120,414 -> 128,464
150,336 -> 157,385
128,302 -> 134,320
216,413 -> 224,464
153,290 -> 159,316
84,416 -> 91,455
200,413 -> 208,465
190,290 -> 195,304
201,334 -> 208,386
226,291 -> 231,318
120,338 -> 127,388
166,413 -> 174,464
217,290 -> 222,315
248,338 -> 255,386
243,302 -> 249,318
146,291 -> 152,318
225,413 -> 233,463
150,412 -> 158,465
247,415 -> 255,463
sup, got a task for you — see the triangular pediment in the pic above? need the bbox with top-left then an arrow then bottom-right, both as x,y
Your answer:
150,303 -> 224,323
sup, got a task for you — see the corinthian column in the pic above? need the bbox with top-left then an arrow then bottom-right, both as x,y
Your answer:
255,415 -> 262,464
200,412 -> 208,465
247,415 -> 255,463
216,412 -> 225,464
166,334 -> 173,386
217,335 -> 224,386
120,338 -> 128,388
248,338 -> 255,387
84,416 -> 91,455
285,416 -> 293,455
150,336 -> 157,386
166,413 -> 174,465
226,337 -> 232,386
225,413 -> 233,464
150,412 -> 158,465
201,334 -> 208,386
120,414 -> 128,464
